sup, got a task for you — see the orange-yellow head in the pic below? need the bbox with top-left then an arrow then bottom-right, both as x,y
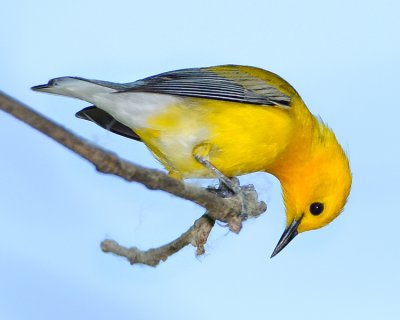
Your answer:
271,119 -> 352,257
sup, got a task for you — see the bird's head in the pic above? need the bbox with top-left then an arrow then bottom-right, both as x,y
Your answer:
271,122 -> 352,257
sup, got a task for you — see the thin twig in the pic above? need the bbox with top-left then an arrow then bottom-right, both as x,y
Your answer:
101,215 -> 215,266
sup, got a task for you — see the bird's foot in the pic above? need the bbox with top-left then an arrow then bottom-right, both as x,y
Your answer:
206,178 -> 266,234
194,155 -> 266,221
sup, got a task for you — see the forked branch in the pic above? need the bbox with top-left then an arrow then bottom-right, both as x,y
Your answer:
0,90 -> 266,267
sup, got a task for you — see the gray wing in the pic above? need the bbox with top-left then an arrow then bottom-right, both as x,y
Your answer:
117,66 -> 292,106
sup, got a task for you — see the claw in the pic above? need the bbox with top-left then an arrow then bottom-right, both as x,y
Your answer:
196,155 -> 267,222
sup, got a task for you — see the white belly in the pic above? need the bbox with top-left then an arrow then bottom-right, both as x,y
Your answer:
91,91 -> 184,129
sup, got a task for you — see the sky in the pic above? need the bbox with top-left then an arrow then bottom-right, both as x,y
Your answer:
1,0 -> 399,319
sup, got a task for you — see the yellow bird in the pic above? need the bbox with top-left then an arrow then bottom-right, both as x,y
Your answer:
32,65 -> 352,257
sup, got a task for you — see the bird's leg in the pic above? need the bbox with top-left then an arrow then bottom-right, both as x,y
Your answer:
192,143 -> 240,194
193,154 -> 240,195
192,145 -> 266,223
193,154 -> 267,231
193,154 -> 252,224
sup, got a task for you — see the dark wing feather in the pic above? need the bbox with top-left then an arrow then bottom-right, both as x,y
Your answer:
76,106 -> 141,141
118,66 -> 291,106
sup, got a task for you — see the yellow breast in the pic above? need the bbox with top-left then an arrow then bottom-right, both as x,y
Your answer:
135,98 -> 295,179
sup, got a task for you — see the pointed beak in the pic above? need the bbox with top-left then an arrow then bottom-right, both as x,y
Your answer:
31,84 -> 51,91
270,217 -> 302,258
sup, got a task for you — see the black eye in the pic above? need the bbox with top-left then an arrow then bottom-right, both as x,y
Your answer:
310,202 -> 324,215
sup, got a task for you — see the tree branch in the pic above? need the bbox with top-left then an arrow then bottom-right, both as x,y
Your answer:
0,90 -> 267,266
101,215 -> 215,266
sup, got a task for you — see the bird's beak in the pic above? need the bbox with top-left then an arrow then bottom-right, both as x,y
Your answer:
270,217 -> 302,258
31,84 -> 50,91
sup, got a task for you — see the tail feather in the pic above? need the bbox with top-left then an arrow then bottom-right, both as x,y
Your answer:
76,106 -> 142,141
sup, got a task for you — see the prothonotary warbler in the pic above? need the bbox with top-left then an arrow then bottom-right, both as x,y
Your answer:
32,65 -> 352,257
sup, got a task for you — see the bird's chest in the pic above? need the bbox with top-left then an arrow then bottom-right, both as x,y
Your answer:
135,101 -> 293,179
134,103 -> 208,177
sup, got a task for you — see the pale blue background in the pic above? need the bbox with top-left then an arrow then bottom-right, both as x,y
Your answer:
1,0 -> 399,319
